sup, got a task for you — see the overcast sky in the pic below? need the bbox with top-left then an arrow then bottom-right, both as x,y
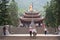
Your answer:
15,0 -> 51,11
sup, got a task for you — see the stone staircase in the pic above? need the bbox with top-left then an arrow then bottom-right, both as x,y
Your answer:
0,26 -> 60,40
10,27 -> 56,34
0,26 -> 57,35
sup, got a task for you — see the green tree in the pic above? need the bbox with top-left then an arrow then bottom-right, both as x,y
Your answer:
45,0 -> 60,28
54,0 -> 60,26
45,0 -> 57,27
0,0 -> 11,25
9,0 -> 19,26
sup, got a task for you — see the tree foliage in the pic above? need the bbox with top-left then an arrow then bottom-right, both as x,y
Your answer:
9,0 -> 19,26
45,0 -> 60,27
0,0 -> 11,25
0,0 -> 19,26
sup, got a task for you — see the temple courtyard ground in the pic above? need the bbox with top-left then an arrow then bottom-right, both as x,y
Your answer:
0,34 -> 60,40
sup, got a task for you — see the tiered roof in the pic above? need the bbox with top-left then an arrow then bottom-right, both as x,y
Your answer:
23,13 -> 40,18
20,11 -> 44,22
20,4 -> 44,22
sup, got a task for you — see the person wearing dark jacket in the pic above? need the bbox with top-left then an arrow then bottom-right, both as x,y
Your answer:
3,26 -> 6,35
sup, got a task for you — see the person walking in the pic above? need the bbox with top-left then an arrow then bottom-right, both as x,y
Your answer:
3,26 -> 6,35
6,26 -> 9,35
29,26 -> 33,37
44,28 -> 47,35
3,25 -> 10,36
32,28 -> 37,38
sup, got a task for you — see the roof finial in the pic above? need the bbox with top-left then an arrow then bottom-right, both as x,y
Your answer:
29,3 -> 33,11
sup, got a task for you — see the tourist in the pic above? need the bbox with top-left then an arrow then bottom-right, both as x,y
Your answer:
29,26 -> 33,37
3,25 -> 10,36
3,26 -> 6,35
44,28 -> 47,35
32,28 -> 37,38
5,25 -> 10,35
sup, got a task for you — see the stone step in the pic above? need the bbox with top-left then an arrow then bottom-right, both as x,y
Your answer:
3,34 -> 60,36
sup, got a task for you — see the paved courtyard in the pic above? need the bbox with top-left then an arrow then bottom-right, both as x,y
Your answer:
0,34 -> 60,40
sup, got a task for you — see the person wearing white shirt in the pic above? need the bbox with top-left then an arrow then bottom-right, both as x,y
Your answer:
44,28 -> 47,34
32,28 -> 37,38
29,26 -> 33,37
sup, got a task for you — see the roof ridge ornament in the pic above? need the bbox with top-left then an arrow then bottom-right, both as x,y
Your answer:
29,3 -> 33,11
